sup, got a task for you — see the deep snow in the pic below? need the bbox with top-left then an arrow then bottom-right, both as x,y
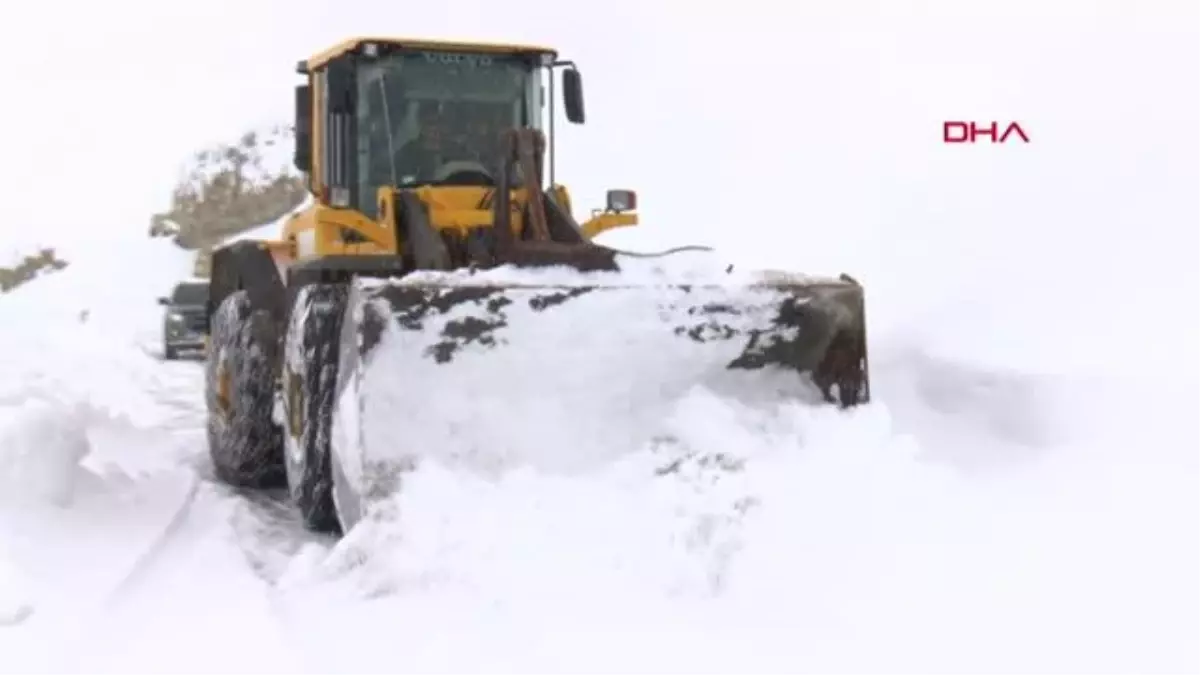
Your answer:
0,217 -> 1195,674
1,1 -> 1198,673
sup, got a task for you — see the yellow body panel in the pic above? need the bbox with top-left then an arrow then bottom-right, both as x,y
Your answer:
277,184 -> 639,262
580,212 -> 638,239
280,204 -> 393,258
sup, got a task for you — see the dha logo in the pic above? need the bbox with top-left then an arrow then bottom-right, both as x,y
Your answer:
943,121 -> 1030,144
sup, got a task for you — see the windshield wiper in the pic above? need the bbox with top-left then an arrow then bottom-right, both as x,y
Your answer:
377,74 -> 399,187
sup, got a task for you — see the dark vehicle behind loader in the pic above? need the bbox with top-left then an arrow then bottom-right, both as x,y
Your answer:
158,279 -> 210,359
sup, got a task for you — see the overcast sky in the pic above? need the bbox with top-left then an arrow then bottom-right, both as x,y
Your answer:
1,0 -> 1195,353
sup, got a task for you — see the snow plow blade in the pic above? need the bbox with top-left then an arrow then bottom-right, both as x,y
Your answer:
327,259 -> 869,527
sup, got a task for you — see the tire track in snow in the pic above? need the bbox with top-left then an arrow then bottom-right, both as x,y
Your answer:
59,480 -> 306,673
99,472 -> 202,609
223,486 -> 336,586
10,347 -> 322,672
145,356 -> 337,587
130,352 -> 333,588
131,356 -> 369,669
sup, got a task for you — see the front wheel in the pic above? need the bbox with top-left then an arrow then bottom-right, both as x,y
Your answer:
205,290 -> 284,487
282,283 -> 348,533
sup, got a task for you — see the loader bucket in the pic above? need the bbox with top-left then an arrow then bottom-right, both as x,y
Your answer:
326,253 -> 869,531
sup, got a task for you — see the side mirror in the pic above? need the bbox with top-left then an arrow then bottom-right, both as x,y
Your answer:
563,68 -> 585,124
605,189 -> 637,213
157,297 -> 170,306
293,84 -> 312,173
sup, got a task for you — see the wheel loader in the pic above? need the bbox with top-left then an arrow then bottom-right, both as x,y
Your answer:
203,36 -> 871,536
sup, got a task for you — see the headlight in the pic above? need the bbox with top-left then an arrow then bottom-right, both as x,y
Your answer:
167,312 -> 184,324
605,189 -> 637,213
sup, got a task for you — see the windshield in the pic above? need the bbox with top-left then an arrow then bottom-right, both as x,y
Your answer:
355,50 -> 539,216
170,282 -> 208,305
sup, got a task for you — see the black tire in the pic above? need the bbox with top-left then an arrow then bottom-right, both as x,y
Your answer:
205,290 -> 285,488
164,344 -> 177,360
281,283 -> 348,533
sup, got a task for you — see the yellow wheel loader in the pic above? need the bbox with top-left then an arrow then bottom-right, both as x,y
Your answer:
203,36 -> 871,536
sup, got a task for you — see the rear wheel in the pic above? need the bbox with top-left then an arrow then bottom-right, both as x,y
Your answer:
282,283 -> 348,533
205,290 -> 284,487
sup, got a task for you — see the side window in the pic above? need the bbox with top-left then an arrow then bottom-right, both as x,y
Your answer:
356,66 -> 387,220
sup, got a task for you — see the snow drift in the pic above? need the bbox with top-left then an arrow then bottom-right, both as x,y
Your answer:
277,358 -> 1198,674
0,230 -> 202,638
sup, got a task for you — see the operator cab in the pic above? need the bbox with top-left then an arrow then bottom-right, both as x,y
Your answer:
292,38 -> 586,219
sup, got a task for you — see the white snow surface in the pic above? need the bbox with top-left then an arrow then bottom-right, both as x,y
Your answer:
389,247 -> 847,287
1,2 -> 1198,673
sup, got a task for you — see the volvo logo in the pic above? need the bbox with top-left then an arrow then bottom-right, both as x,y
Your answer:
420,51 -> 494,68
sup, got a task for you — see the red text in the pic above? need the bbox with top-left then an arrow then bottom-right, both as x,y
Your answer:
943,121 -> 1030,144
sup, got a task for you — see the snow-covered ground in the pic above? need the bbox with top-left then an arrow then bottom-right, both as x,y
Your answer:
1,1 -> 1197,673
1,231 -> 1194,673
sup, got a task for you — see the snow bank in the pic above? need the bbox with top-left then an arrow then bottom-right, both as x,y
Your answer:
0,398 -> 199,641
0,232 -> 196,427
0,400 -> 93,507
0,225 -> 204,638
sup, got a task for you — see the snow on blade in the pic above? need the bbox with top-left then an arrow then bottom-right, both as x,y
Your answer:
388,246 -> 846,288
329,254 -> 865,530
